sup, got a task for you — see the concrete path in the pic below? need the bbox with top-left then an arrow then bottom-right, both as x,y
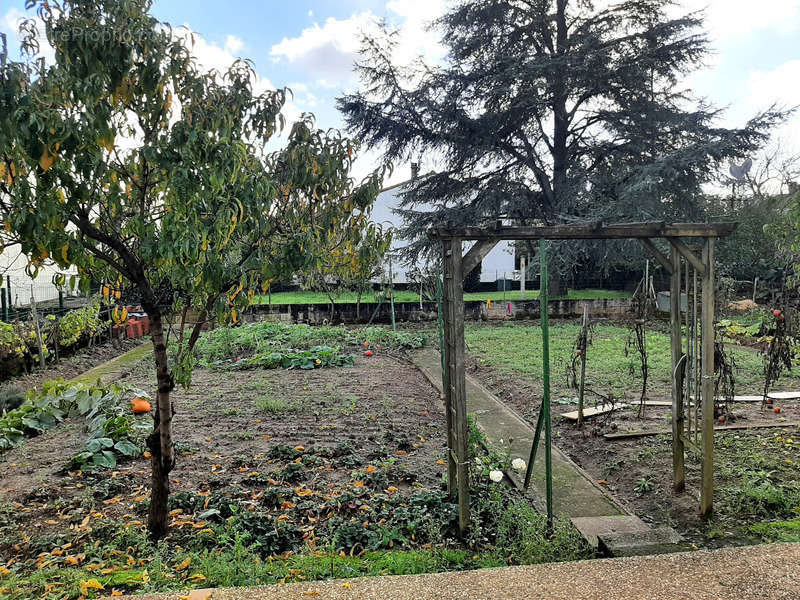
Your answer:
410,348 -> 677,551
124,543 -> 800,600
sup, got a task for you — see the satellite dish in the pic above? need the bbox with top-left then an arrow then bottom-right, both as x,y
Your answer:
729,158 -> 753,182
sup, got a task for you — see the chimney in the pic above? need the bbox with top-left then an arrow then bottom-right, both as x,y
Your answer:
411,162 -> 420,180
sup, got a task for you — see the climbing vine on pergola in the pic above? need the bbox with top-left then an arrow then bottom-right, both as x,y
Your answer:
431,221 -> 736,534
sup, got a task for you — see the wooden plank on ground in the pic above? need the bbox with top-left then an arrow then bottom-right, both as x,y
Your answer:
562,403 -> 627,421
767,391 -> 800,400
689,394 -> 791,403
604,421 -> 800,440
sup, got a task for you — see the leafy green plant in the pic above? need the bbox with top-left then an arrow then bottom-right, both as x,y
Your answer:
67,388 -> 151,470
634,476 -> 654,493
0,380 -> 111,451
205,346 -> 354,371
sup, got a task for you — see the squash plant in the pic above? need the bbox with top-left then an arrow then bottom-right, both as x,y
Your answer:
0,379 -> 116,451
1,0 -> 385,538
67,387 -> 150,470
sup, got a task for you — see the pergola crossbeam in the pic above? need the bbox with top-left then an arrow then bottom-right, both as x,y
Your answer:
430,221 -> 736,241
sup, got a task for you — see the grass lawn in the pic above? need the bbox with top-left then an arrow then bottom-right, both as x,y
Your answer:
254,289 -> 631,305
465,321 -> 800,398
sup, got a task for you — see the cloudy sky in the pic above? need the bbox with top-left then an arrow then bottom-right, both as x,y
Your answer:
2,0 -> 799,185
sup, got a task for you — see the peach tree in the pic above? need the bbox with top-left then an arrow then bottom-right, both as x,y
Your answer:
0,0 -> 383,538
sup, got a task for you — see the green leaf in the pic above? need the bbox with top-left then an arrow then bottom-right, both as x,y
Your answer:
92,450 -> 117,469
114,439 -> 140,456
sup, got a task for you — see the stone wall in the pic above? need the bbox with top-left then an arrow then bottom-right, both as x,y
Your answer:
249,297 -> 633,325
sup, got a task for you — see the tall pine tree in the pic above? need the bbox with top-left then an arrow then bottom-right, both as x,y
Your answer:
339,0 -> 787,286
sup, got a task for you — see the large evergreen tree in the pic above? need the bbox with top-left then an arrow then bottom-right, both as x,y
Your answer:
339,0 -> 786,284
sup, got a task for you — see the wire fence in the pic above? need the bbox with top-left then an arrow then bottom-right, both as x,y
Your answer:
0,275 -> 91,322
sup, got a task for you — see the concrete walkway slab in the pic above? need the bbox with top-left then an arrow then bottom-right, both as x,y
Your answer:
122,543 -> 800,600
412,347 -> 624,519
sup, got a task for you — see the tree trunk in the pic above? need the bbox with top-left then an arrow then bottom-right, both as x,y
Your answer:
146,309 -> 175,539
549,267 -> 564,298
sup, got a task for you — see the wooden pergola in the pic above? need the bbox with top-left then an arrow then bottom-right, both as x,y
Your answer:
430,221 -> 737,534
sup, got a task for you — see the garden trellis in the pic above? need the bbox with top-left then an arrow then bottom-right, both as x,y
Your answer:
431,221 -> 736,534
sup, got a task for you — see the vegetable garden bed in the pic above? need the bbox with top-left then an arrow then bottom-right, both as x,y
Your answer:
0,324 -> 589,599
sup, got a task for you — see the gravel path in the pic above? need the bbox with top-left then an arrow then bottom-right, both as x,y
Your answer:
125,543 -> 800,600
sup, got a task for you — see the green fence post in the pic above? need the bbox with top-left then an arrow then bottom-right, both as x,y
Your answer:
540,240 -> 553,533
1,287 -> 7,322
6,276 -> 13,321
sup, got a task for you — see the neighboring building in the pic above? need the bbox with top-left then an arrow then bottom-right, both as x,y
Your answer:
372,169 -> 516,285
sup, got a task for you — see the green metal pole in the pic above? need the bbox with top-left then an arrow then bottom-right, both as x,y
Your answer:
6,275 -> 12,321
1,287 -> 7,323
540,240 -> 553,533
58,290 -> 64,316
523,399 -> 545,489
389,254 -> 396,331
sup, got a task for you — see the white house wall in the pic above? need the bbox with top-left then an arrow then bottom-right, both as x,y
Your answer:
371,183 -> 516,284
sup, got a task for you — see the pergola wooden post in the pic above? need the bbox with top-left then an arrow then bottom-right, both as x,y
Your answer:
431,221 -> 735,534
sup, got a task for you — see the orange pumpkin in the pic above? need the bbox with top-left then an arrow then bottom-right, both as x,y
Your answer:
131,397 -> 151,414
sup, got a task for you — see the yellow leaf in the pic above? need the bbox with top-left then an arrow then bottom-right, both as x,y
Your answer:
60,244 -> 69,263
175,557 -> 191,572
79,579 -> 105,595
40,145 -> 57,172
3,221 -> 10,234
188,573 -> 207,583
57,189 -> 66,204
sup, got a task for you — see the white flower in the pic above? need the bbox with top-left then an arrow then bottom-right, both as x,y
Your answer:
511,458 -> 526,471
489,470 -> 503,483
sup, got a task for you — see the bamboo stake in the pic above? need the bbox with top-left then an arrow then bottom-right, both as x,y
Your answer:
670,245 -> 685,492
577,305 -> 588,426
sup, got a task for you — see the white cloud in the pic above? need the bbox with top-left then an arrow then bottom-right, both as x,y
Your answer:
744,59 -> 800,150
224,34 -> 244,55
680,0 -> 800,41
269,1 -> 448,93
270,12 -> 375,85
